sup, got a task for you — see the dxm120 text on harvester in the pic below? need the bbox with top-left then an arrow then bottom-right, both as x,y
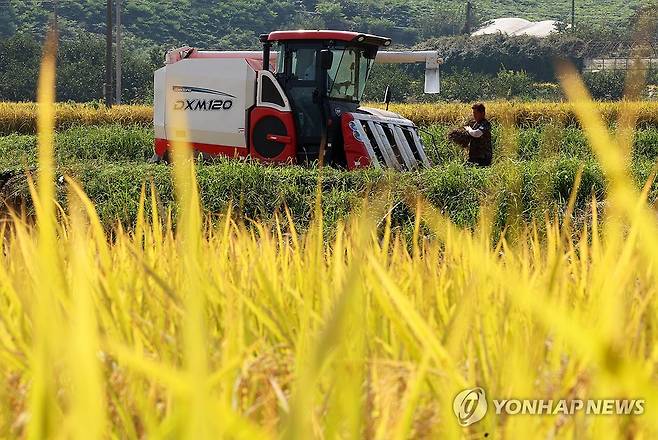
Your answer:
153,30 -> 442,171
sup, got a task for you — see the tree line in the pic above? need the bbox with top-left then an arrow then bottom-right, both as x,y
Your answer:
1,30 -> 656,104
3,0 -> 655,49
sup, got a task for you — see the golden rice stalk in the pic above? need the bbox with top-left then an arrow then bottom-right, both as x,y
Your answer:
2,101 -> 658,133
25,28 -> 62,440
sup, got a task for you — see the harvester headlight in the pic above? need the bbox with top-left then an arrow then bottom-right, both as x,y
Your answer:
348,120 -> 364,142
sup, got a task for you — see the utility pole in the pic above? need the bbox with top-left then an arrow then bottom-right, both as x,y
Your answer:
115,0 -> 122,104
105,0 -> 113,108
53,0 -> 58,34
463,1 -> 473,35
571,0 -> 575,32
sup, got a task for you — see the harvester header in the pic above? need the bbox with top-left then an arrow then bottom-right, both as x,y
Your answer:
153,29 -> 442,170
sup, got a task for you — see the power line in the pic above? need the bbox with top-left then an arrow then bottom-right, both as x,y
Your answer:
462,1 -> 473,35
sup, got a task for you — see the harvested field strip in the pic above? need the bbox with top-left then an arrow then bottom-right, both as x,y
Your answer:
2,158 -> 657,233
425,124 -> 658,162
2,125 -> 658,170
0,125 -> 153,168
1,120 -> 656,233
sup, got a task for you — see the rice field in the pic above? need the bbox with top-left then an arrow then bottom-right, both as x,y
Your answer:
3,100 -> 658,135
0,51 -> 658,438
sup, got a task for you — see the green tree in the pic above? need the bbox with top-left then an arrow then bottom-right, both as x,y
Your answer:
215,30 -> 259,50
56,33 -> 106,102
0,2 -> 17,37
629,2 -> 658,53
315,2 -> 350,29
363,64 -> 420,102
414,6 -> 464,39
0,33 -> 40,101
583,71 -> 627,101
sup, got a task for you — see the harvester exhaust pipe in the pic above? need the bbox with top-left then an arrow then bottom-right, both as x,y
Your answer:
259,34 -> 272,71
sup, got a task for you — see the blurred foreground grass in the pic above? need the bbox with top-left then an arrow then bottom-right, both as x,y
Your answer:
3,180 -> 658,438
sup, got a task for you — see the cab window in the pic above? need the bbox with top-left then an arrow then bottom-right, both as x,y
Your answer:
327,48 -> 358,101
291,48 -> 316,81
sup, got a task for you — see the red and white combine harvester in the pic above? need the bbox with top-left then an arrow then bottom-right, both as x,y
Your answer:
153,30 -> 441,171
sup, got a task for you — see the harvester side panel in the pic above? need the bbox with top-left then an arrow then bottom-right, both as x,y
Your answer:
159,58 -> 257,149
154,68 -> 166,141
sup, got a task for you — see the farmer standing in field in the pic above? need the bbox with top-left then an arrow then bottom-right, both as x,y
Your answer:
449,103 -> 493,167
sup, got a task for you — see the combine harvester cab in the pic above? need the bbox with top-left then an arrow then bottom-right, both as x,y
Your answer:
153,30 -> 441,171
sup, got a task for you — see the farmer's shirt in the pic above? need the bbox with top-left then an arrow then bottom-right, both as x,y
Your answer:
465,119 -> 492,161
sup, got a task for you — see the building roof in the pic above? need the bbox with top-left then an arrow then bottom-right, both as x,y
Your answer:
472,18 -> 561,38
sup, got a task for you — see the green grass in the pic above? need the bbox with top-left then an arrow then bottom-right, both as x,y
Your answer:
0,124 -> 153,169
0,123 -> 656,235
2,123 -> 658,170
3,157 -> 654,237
423,124 -> 658,162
